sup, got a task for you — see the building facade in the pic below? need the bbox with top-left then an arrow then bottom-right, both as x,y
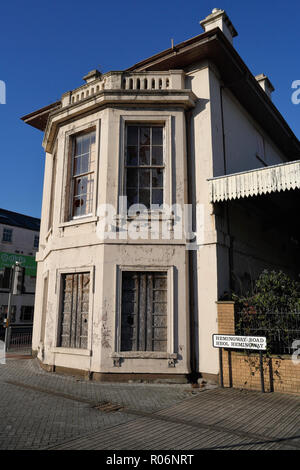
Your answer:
0,209 -> 40,336
23,9 -> 300,381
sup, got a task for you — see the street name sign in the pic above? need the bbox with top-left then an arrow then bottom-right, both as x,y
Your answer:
213,334 -> 267,351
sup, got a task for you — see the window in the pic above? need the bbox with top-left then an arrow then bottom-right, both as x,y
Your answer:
121,271 -> 167,352
0,267 -> 12,289
2,228 -> 12,243
20,306 -> 34,322
0,305 -> 16,323
70,131 -> 96,219
59,272 -> 90,348
256,132 -> 267,165
33,235 -> 39,249
125,126 -> 164,209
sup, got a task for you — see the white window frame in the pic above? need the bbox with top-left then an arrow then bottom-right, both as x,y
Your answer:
118,115 -> 173,215
60,120 -> 100,225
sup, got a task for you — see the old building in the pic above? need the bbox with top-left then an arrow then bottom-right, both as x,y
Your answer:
0,209 -> 40,336
22,9 -> 300,381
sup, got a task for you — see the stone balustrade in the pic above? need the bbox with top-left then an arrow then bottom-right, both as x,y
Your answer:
61,70 -> 185,107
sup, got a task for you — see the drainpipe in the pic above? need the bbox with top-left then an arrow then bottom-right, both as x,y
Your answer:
219,85 -> 234,294
185,108 -> 198,382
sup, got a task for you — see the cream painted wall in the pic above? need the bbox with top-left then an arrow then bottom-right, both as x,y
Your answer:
33,102 -> 191,376
221,88 -> 287,175
32,59 -> 298,380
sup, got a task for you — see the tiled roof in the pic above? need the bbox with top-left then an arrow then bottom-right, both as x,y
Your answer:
0,208 -> 40,231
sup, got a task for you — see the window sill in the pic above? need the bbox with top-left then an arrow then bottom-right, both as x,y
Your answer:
111,352 -> 177,360
52,347 -> 92,356
115,212 -> 175,221
59,216 -> 98,228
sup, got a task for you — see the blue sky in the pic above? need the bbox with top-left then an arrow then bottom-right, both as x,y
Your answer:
0,0 -> 299,218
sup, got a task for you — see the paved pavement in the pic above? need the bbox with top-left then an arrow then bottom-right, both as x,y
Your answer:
0,356 -> 299,450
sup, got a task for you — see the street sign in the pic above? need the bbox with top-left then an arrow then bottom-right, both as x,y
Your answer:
213,334 -> 267,351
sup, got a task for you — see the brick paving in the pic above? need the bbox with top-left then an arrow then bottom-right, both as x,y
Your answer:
0,357 -> 299,450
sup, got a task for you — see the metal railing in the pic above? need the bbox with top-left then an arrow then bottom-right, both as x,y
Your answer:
235,310 -> 300,355
8,330 -> 32,350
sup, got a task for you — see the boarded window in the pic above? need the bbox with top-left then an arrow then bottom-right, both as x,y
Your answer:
59,273 -> 90,349
121,271 -> 167,352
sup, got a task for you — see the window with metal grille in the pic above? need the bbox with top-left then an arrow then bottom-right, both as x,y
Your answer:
2,228 -> 12,243
71,131 -> 95,219
125,126 -> 164,209
59,273 -> 90,349
121,271 -> 167,352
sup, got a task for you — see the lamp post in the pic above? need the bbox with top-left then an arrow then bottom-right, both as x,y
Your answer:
4,262 -> 25,352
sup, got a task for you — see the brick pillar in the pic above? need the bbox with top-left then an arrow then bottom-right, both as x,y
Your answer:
216,301 -> 235,334
216,301 -> 235,388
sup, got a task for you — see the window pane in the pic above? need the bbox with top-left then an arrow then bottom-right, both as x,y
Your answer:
139,189 -> 150,207
127,146 -> 138,166
139,169 -> 150,188
139,127 -> 150,145
152,168 -> 163,188
127,126 -> 138,145
74,137 -> 82,157
152,188 -> 163,205
81,154 -> 89,174
127,189 -> 138,207
74,177 -> 87,196
82,134 -> 90,155
139,146 -> 150,165
126,169 -> 138,188
73,175 -> 93,217
152,127 -> 163,145
152,146 -> 163,165
73,197 -> 85,217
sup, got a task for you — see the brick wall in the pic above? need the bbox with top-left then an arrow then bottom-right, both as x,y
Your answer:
217,301 -> 300,395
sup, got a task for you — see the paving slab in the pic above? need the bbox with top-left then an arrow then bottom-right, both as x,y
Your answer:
0,358 -> 299,450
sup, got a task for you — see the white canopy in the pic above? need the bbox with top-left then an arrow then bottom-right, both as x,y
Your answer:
208,160 -> 300,203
